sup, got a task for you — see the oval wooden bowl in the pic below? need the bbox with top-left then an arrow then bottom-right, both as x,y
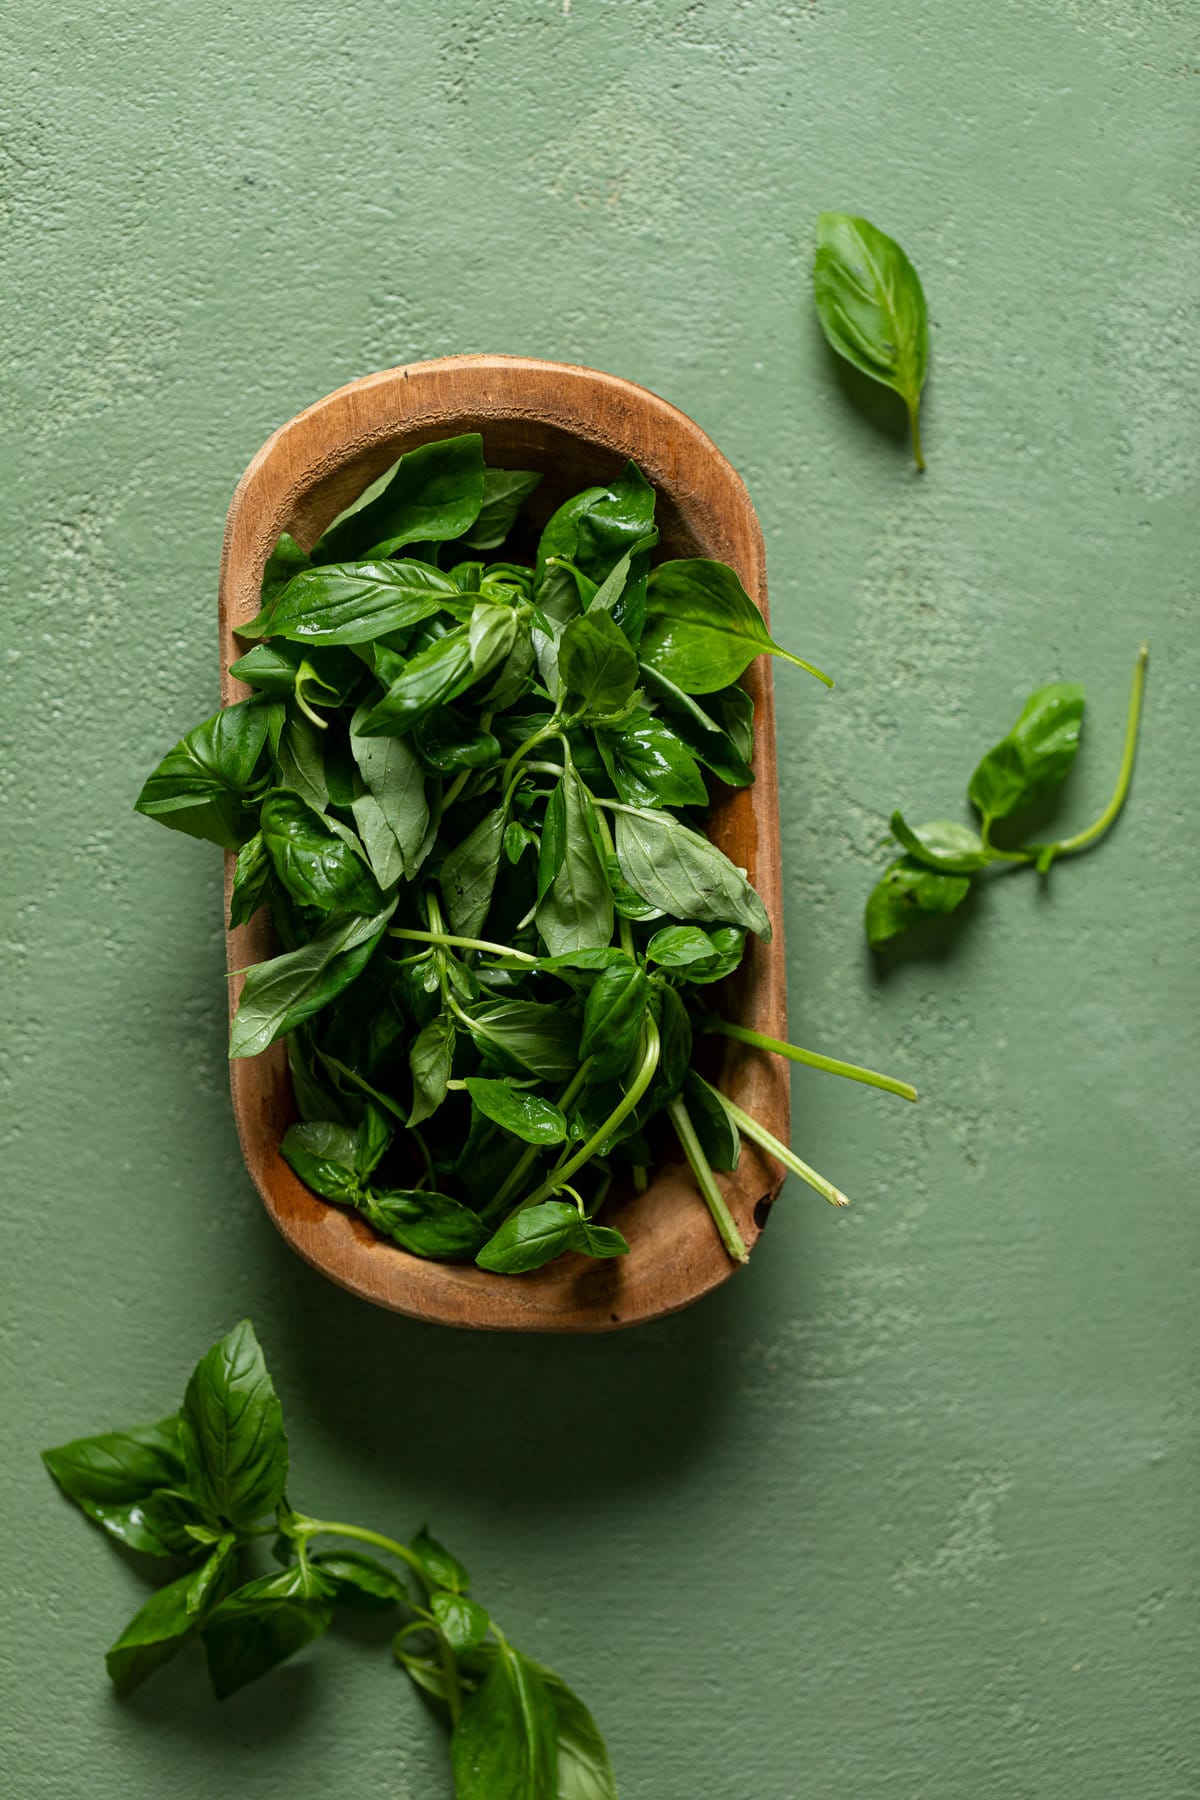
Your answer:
220,355 -> 790,1331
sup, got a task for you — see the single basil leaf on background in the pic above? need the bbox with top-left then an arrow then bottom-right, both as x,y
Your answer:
271,703 -> 329,812
644,924 -> 718,967
526,1659 -> 619,1800
229,906 -> 393,1059
243,561 -> 460,645
614,806 -> 772,939
260,790 -> 382,915
682,1070 -> 741,1172
890,813 -> 990,874
865,856 -> 972,947
359,628 -> 474,737
967,683 -> 1086,827
580,956 -> 650,1082
452,1636 -> 559,1800
186,1533 -> 236,1616
280,1121 -> 362,1204
310,1551 -> 409,1611
312,434 -> 485,564
42,1417 -> 187,1557
463,1078 -> 567,1145
431,1590 -> 491,1655
638,665 -> 755,787
408,1013 -> 456,1127
228,832 -> 271,930
458,467 -> 542,551
201,1563 -> 336,1699
259,533 -> 311,609
559,611 -> 639,718
408,1529 -> 470,1595
441,803 -> 507,938
367,1189 -> 491,1261
813,211 -> 930,469
105,1571 -> 201,1696
599,709 -> 708,808
536,767 -> 614,957
349,702 -> 429,884
476,1201 -> 589,1273
179,1320 -> 288,1530
641,560 -> 829,695
135,699 -> 268,850
464,1001 -> 580,1082
414,706 -> 502,774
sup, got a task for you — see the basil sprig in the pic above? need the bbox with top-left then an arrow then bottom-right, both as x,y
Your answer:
866,647 -> 1149,947
44,1321 -> 616,1798
139,432 -> 914,1258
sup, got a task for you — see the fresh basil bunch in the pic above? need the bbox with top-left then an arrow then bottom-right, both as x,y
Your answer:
44,1320 -> 615,1797
138,433 -> 913,1267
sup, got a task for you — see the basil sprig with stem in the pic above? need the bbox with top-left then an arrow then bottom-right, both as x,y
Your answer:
138,432 -> 914,1272
866,646 -> 1149,947
44,1321 -> 616,1799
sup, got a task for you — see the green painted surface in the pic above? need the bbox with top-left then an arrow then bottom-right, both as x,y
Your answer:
3,2 -> 1196,1794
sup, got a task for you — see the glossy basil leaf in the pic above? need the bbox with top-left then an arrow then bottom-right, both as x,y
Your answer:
414,706 -> 501,774
201,1563 -> 335,1698
313,434 -> 485,564
813,211 -> 930,468
260,790 -> 382,915
431,1590 -> 491,1655
890,813 -> 990,873
408,1013 -> 456,1127
459,467 -> 542,551
441,803 -> 507,938
229,638 -> 361,707
359,628 -> 474,736
260,533 -> 310,609
408,1528 -> 470,1595
451,1638 -> 559,1799
179,1320 -> 288,1530
586,528 -> 659,646
464,1001 -> 580,1082
105,1571 -> 200,1696
615,806 -> 771,939
682,1070 -> 741,1172
367,1189 -> 491,1261
244,560 -> 460,645
603,854 -> 664,921
468,600 -> 519,683
504,821 -> 537,865
310,1550 -> 409,1611
642,560 -> 828,695
280,1120 -> 362,1204
536,768 -> 613,957
355,1102 -> 393,1177
135,699 -> 268,850
349,702 -> 429,885
675,923 -> 747,985
638,665 -> 754,787
527,1660 -> 619,1800
464,1078 -> 567,1145
559,611 -> 639,718
599,710 -> 707,808
476,1201 -> 588,1274
575,461 -> 657,581
42,1416 -> 187,1557
644,924 -> 718,967
229,906 -> 393,1059
580,956 -> 650,1081
865,856 -> 971,947
228,832 -> 271,930
967,683 -> 1086,826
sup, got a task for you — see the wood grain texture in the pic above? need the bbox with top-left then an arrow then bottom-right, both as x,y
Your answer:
219,355 -> 789,1331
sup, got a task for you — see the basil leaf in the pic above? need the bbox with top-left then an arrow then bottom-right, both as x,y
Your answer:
559,612 -> 639,718
358,628 -> 474,736
260,533 -> 310,609
527,1660 -> 619,1800
476,1201 -> 589,1274
536,768 -> 613,957
463,1001 -> 580,1082
682,1070 -> 741,1172
504,821 -> 537,866
463,1078 -> 567,1145
575,461 -> 657,581
186,1533 -> 236,1616
967,683 -> 1086,826
614,806 -> 771,939
244,560 -> 460,645
229,832 -> 271,929
459,467 -> 542,551
431,1591 -> 491,1654
179,1320 -> 288,1529
408,1528 -> 470,1595
229,906 -> 393,1059
408,1014 -> 456,1127
865,857 -> 971,947
674,923 -> 747,986
638,665 -> 754,786
414,706 -> 502,774
652,983 -> 693,1103
642,560 -> 827,694
644,924 -> 718,967
599,710 -> 708,808
229,639 -> 361,704
260,790 -> 382,915
270,702 -> 329,812
135,699 -> 268,850
468,600 -> 520,682
280,1120 -> 362,1204
441,804 -> 507,938
451,1637 -> 558,1799
813,211 -> 930,469
367,1189 -> 491,1261
349,702 -> 429,884
585,528 -> 659,647
310,1551 -> 409,1611
536,778 -> 567,904
312,433 -> 485,564
890,813 -> 990,874
105,1571 -> 200,1696
42,1416 -> 187,1557
579,956 -> 650,1081
201,1564 -> 335,1698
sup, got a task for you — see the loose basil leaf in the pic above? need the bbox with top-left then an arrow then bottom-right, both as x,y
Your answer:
414,706 -> 502,774
349,702 -> 429,885
641,560 -> 828,694
464,1002 -> 580,1082
638,665 -> 754,787
527,1660 -> 619,1800
201,1563 -> 335,1698
599,709 -> 708,808
441,804 -> 507,938
367,1189 -> 491,1261
135,699 -> 268,850
682,1070 -> 741,1172
408,1528 -> 470,1595
464,1078 -> 567,1145
452,1636 -> 559,1799
42,1417 -> 187,1557
579,957 -> 650,1081
813,211 -> 930,469
179,1320 -> 288,1530
310,1551 -> 409,1611
476,1201 -> 590,1273
244,561 -> 461,645
536,768 -> 613,957
260,790 -> 382,915
260,533 -> 310,609
614,807 -> 771,939
890,813 -> 990,874
229,832 -> 271,929
229,906 -> 393,1059
559,612 -> 639,719
408,1014 -> 456,1127
865,856 -> 971,947
312,434 -> 485,565
431,1590 -> 491,1654
459,467 -> 542,551
967,683 -> 1086,826
359,628 -> 474,736
280,1120 -> 362,1204
644,924 -> 718,967
105,1571 -> 200,1696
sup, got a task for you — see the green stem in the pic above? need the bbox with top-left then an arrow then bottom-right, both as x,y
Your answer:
514,1018 -> 661,1215
666,1095 -> 748,1263
702,1017 -> 917,1102
389,926 -> 538,964
501,719 -> 564,796
907,395 -> 926,472
482,1059 -> 595,1219
720,1095 -> 849,1209
1036,643 -> 1149,867
292,1517 -> 425,1579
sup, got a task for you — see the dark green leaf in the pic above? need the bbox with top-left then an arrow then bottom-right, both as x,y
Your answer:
311,1551 -> 409,1611
536,777 -> 567,904
452,1636 -> 559,1800
599,710 -> 708,808
468,601 -> 519,682
229,639 -> 360,704
464,1078 -> 567,1145
408,1528 -> 470,1595
270,703 -> 329,812
414,706 -> 501,774
280,1120 -> 362,1204
186,1534 -> 236,1615
614,806 -> 771,939
408,1013 -> 456,1127
672,923 -> 747,985
459,467 -> 542,551
464,1002 -> 580,1082
179,1320 -> 288,1529
105,1571 -> 199,1696
642,560 -> 827,694
967,683 -> 1086,826
644,924 -> 717,967
638,665 -> 754,787
572,1221 -> 629,1259
229,906 -> 393,1059
367,1189 -> 491,1261
359,628 -> 474,736
201,1564 -> 335,1698
559,612 -> 639,718
586,529 -> 659,646
865,857 -> 971,947
244,560 -> 460,645
313,434 -> 485,564
890,813 -> 990,873
135,700 -> 267,850
42,1417 -> 187,1557
441,804 -> 507,938
259,533 -> 311,609
575,461 -> 657,581
536,768 -> 614,957
682,1070 -> 741,1172
432,1590 -> 491,1654
653,983 -> 693,1102
528,1660 -> 619,1800
350,703 -> 429,885
476,1202 -> 584,1274
229,832 -> 271,930
260,790 -> 382,915
580,956 -> 650,1081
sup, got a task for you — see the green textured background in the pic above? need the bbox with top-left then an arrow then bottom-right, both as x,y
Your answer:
3,3 -> 1197,1795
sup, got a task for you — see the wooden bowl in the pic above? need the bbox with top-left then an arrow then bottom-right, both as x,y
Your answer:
220,355 -> 789,1331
